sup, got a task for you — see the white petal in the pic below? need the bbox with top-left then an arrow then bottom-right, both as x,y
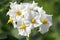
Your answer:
48,21 -> 52,27
39,24 -> 49,34
47,15 -> 52,23
46,15 -> 52,26
26,27 -> 31,36
31,11 -> 39,18
18,29 -> 25,36
12,21 -> 17,28
34,20 -> 42,28
38,7 -> 46,14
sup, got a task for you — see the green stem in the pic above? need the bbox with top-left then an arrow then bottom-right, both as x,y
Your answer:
26,36 -> 29,40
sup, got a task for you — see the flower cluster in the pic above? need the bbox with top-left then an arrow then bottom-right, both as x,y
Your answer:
7,1 -> 52,37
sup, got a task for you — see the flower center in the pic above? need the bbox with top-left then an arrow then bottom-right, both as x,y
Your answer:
8,18 -> 13,23
42,19 -> 48,24
16,11 -> 21,16
20,24 -> 26,29
30,18 -> 36,24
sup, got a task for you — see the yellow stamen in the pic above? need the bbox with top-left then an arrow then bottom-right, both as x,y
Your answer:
8,18 -> 13,23
16,11 -> 21,16
30,18 -> 36,24
20,24 -> 26,29
42,19 -> 48,24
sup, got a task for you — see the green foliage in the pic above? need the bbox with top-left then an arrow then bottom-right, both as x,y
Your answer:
0,0 -> 60,40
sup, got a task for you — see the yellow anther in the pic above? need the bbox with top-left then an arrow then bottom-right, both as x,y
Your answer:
8,18 -> 13,23
30,18 -> 36,24
16,11 -> 21,16
20,24 -> 26,29
42,19 -> 48,24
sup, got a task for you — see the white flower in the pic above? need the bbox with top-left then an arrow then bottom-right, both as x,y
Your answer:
18,24 -> 31,37
29,1 -> 38,10
24,10 -> 42,29
7,2 -> 30,24
35,6 -> 52,34
16,20 -> 31,37
7,2 -> 29,21
20,1 -> 38,11
39,13 -> 52,34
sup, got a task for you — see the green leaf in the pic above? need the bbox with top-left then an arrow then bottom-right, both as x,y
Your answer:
10,28 -> 23,39
0,33 -> 7,39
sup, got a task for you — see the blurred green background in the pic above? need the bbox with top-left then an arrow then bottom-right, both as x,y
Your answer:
0,0 -> 60,40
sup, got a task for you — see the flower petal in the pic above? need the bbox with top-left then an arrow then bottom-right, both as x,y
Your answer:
39,24 -> 49,34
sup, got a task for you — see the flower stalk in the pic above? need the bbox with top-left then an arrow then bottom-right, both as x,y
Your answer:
26,36 -> 29,40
